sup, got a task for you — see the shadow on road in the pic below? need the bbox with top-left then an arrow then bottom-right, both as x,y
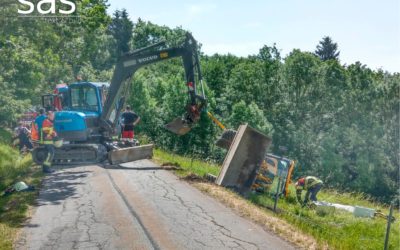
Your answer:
36,170 -> 91,206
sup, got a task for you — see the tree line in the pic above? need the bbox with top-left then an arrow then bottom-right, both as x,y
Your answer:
0,1 -> 398,202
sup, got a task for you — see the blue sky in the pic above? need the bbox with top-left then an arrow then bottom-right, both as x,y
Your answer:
107,0 -> 400,72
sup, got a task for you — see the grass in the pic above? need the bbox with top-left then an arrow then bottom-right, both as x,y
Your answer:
154,148 -> 400,250
153,148 -> 220,177
0,128 -> 12,145
251,187 -> 400,250
0,142 -> 42,250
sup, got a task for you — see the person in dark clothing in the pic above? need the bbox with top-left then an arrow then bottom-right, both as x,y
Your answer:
120,105 -> 140,140
14,122 -> 33,152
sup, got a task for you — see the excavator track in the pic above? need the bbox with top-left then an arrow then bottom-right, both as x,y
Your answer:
32,144 -> 108,165
53,144 -> 108,165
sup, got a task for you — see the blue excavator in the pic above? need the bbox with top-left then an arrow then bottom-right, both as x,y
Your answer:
32,32 -> 208,165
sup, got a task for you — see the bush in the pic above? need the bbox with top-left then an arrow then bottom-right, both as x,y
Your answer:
0,144 -> 32,191
0,128 -> 12,145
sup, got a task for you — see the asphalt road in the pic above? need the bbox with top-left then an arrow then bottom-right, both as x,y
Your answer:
16,160 -> 294,250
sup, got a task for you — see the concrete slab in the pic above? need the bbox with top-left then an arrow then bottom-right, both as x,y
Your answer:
108,144 -> 153,164
216,124 -> 272,195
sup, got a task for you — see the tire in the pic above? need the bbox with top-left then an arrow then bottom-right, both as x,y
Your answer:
32,146 -> 48,165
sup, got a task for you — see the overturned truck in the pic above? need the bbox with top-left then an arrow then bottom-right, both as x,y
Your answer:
216,124 -> 295,197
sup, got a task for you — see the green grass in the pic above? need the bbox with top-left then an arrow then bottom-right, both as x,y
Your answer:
0,128 -> 12,145
251,188 -> 400,250
154,148 -> 400,250
154,148 -> 220,177
0,143 -> 42,250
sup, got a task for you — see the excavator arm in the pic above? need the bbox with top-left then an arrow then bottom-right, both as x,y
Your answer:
100,32 -> 206,136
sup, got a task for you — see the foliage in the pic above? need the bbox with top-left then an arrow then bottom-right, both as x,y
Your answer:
0,128 -> 12,145
108,9 -> 134,59
315,36 -> 340,61
228,101 -> 273,135
0,144 -> 33,190
0,144 -> 41,250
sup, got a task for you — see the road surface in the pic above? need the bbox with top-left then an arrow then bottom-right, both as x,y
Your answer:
16,160 -> 294,250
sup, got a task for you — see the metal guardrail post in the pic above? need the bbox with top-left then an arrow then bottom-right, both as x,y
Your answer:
274,177 -> 281,212
273,148 -> 287,213
384,202 -> 394,250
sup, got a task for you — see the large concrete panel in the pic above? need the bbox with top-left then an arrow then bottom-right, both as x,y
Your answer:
216,124 -> 272,195
108,144 -> 154,164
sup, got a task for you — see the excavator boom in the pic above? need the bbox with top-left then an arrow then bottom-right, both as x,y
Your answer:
100,32 -> 206,136
101,33 -> 206,164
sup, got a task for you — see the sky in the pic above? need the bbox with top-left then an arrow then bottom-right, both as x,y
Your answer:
107,0 -> 400,72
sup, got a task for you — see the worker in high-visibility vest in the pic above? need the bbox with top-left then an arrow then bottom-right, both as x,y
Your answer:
31,108 -> 46,142
40,111 -> 62,173
295,176 -> 323,206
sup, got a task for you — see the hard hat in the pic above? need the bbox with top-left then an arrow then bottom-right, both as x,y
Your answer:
14,181 -> 29,192
296,178 -> 305,186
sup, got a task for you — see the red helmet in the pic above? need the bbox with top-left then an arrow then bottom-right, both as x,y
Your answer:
296,178 -> 305,186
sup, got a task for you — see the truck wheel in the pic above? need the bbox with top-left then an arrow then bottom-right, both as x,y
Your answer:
32,147 -> 48,165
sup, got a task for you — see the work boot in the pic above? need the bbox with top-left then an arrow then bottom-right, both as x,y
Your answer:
42,165 -> 55,174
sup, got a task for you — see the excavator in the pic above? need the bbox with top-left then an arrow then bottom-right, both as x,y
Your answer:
32,32 -> 212,165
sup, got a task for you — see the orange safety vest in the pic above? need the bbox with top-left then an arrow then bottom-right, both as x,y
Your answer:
31,121 -> 39,141
42,118 -> 57,142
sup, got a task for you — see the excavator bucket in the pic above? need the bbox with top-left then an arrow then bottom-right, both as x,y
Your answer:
164,117 -> 192,135
216,129 -> 237,150
206,112 -> 236,150
108,144 -> 154,165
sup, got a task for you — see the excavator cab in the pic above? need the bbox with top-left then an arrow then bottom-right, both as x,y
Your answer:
41,83 -> 69,111
42,94 -> 56,112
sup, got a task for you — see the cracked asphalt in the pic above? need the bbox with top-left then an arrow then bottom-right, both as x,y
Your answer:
16,160 -> 294,250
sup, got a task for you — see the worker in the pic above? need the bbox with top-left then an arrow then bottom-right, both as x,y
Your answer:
120,105 -> 140,141
40,111 -> 61,173
13,122 -> 33,152
295,176 -> 323,206
32,108 -> 47,142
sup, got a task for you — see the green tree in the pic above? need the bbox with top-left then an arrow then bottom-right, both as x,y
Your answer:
228,101 -> 273,135
108,9 -> 134,57
315,36 -> 340,61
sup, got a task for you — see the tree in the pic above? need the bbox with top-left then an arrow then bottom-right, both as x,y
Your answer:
315,36 -> 340,61
108,9 -> 133,57
228,101 -> 273,135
